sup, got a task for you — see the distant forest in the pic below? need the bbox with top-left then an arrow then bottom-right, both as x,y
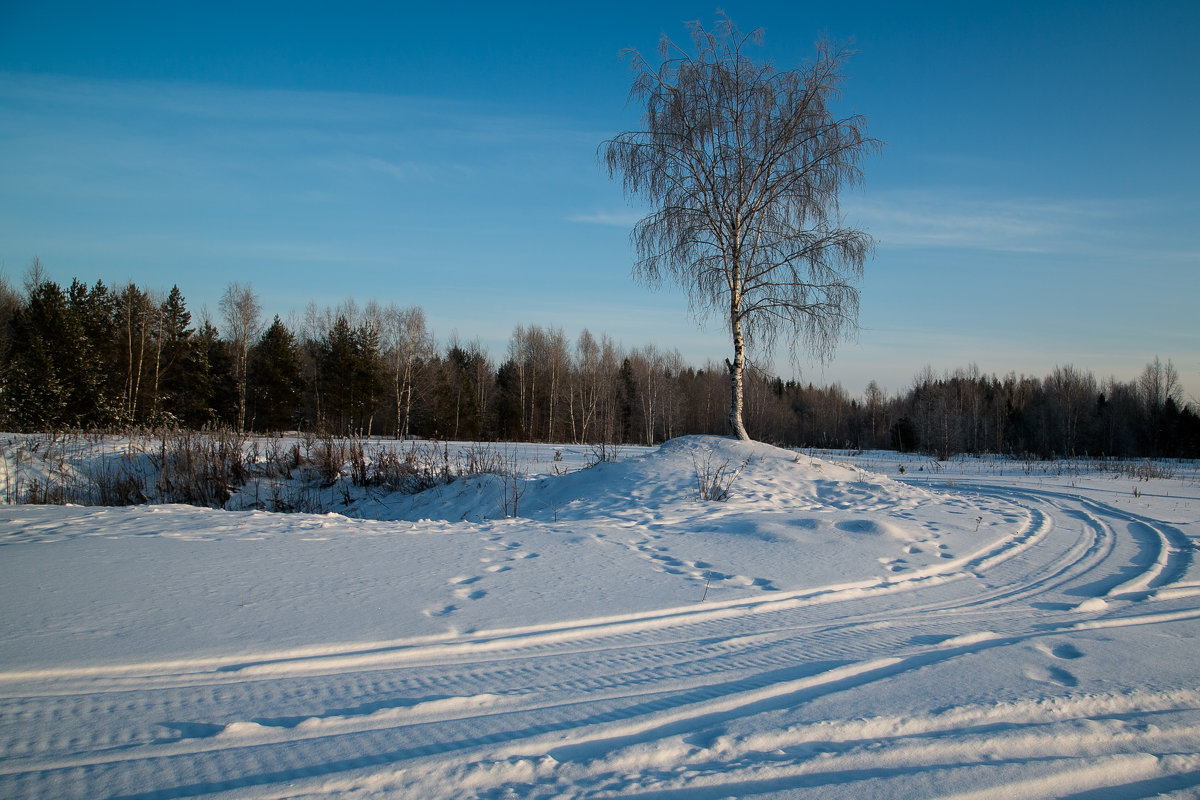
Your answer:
2,270 -> 1197,459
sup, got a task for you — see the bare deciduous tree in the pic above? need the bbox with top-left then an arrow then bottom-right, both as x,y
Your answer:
219,282 -> 262,432
382,303 -> 434,440
1047,364 -> 1097,456
601,16 -> 879,439
1138,356 -> 1182,415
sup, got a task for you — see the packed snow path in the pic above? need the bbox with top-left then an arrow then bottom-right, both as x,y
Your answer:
2,437 -> 1198,798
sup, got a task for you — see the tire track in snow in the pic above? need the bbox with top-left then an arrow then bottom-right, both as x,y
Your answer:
2,475 -> 1197,799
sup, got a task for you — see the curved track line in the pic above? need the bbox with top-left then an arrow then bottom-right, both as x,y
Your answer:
2,476 -> 1197,800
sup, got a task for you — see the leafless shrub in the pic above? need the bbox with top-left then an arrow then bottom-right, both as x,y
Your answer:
261,438 -> 295,479
401,443 -> 449,493
1130,459 -> 1176,481
692,452 -> 750,502
3,432 -> 615,514
89,455 -> 148,505
350,441 -> 443,493
313,436 -> 346,486
348,438 -> 369,486
493,450 -> 528,518
22,476 -> 69,505
460,442 -> 508,476
369,446 -> 407,491
156,428 -> 249,507
4,435 -> 78,504
586,442 -> 621,467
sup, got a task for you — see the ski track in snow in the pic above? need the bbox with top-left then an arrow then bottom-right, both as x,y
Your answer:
1,438 -> 1198,799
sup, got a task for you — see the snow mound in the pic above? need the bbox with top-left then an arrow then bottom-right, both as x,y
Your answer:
384,435 -> 929,527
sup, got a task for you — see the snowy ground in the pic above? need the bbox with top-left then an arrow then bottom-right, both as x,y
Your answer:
2,435 -> 1199,799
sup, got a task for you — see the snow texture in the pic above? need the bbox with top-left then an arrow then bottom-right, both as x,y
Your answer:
2,434 -> 1199,799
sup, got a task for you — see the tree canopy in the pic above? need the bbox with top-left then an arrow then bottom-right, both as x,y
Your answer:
602,16 -> 879,439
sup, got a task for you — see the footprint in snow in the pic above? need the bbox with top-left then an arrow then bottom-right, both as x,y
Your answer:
1026,664 -> 1079,688
1042,642 -> 1085,660
735,575 -> 778,591
1052,643 -> 1085,659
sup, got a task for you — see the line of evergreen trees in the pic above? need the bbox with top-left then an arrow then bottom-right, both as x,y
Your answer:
2,270 -> 1197,459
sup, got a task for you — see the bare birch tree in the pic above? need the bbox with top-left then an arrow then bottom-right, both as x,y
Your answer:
601,16 -> 878,439
1138,356 -> 1182,415
117,284 -> 154,423
382,303 -> 434,440
219,282 -> 262,432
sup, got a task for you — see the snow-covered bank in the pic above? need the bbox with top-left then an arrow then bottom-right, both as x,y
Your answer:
2,436 -> 1198,798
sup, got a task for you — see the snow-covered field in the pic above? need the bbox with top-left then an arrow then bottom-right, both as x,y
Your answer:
2,435 -> 1199,799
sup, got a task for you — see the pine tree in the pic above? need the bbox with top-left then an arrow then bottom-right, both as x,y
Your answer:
4,280 -> 87,429
431,344 -> 484,440
68,280 -> 122,426
493,360 -> 525,440
318,315 -> 357,434
198,322 -> 238,428
156,286 -> 196,424
351,319 -> 387,436
248,316 -> 305,432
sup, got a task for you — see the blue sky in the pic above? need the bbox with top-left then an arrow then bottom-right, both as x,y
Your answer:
2,1 -> 1197,401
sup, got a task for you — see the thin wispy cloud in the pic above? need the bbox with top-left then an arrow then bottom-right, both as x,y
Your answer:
1,72 -> 593,238
0,72 -> 586,156
570,191 -> 1140,258
845,191 -> 1128,255
567,209 -> 644,226
363,157 -> 473,183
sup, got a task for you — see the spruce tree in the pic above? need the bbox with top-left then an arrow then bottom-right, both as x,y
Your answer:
68,279 -> 121,426
248,316 -> 305,432
198,322 -> 238,428
4,281 -> 87,429
318,315 -> 356,434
